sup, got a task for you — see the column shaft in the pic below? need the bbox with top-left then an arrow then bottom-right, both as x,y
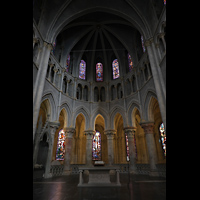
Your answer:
44,121 -> 60,178
124,127 -> 137,174
84,130 -> 95,166
140,122 -> 159,176
63,128 -> 75,175
33,42 -> 52,142
104,130 -> 116,166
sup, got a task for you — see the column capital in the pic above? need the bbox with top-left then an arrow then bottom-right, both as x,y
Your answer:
48,121 -> 60,138
140,121 -> 154,134
123,127 -> 136,137
54,68 -> 58,73
84,130 -> 95,139
63,127 -> 75,138
49,121 -> 60,129
144,38 -> 153,47
104,130 -> 116,139
33,37 -> 38,44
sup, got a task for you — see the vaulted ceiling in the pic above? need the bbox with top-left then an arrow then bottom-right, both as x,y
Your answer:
33,0 -> 165,81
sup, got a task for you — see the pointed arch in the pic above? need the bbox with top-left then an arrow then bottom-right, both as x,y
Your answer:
72,107 -> 90,130
110,107 -> 127,129
41,92 -> 57,122
127,101 -> 140,127
91,108 -> 109,130
143,90 -> 157,121
59,102 -> 72,127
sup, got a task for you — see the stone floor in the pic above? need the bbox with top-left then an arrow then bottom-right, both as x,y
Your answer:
33,174 -> 166,200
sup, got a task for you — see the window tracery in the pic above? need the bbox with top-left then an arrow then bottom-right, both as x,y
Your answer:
56,129 -> 65,160
96,62 -> 103,82
92,131 -> 101,160
79,60 -> 86,80
112,59 -> 120,79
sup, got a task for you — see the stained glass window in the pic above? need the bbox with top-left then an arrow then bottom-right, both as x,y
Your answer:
141,35 -> 146,52
56,129 -> 65,160
66,54 -> 70,72
112,59 -> 120,79
159,123 -> 166,157
51,40 -> 56,55
96,62 -> 103,82
125,134 -> 130,161
128,53 -> 134,71
164,0 -> 166,5
92,131 -> 101,160
79,60 -> 86,80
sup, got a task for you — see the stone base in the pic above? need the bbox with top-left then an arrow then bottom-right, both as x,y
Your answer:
62,170 -> 72,175
43,173 -> 53,178
149,170 -> 160,177
78,183 -> 121,187
129,170 -> 138,175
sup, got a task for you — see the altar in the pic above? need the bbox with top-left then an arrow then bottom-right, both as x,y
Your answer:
77,166 -> 121,187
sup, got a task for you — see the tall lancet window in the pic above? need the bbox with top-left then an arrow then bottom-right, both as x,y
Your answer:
51,39 -> 56,55
112,59 -> 120,79
56,129 -> 65,160
159,123 -> 166,158
128,53 -> 134,71
96,62 -> 103,82
79,60 -> 86,80
92,131 -> 101,160
141,35 -> 146,52
66,54 -> 70,72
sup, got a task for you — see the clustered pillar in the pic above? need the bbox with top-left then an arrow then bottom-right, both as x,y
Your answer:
63,128 -> 75,175
140,121 -> 159,176
104,130 -> 116,166
84,130 -> 95,167
123,127 -> 137,174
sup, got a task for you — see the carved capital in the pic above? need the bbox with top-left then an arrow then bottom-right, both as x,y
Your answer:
64,127 -> 75,138
144,38 -> 153,47
124,127 -> 136,137
84,130 -> 95,139
140,122 -> 154,134
104,129 -> 116,139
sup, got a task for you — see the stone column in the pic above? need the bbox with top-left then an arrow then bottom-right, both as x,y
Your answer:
104,130 -> 116,166
53,68 -> 58,85
140,122 -> 159,176
145,38 -> 166,129
66,80 -> 69,95
33,42 -> 52,143
84,130 -> 95,166
44,121 -> 60,178
63,128 -> 75,175
123,127 -> 137,174
47,64 -> 54,81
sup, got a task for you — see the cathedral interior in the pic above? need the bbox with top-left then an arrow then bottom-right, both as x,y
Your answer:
33,0 -> 166,199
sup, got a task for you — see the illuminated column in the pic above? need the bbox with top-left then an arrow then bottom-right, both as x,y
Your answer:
44,121 -> 60,178
140,122 -> 159,176
84,130 -> 95,166
104,130 -> 116,166
145,38 -> 166,129
33,42 -> 52,143
63,128 -> 75,175
124,127 -> 137,174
